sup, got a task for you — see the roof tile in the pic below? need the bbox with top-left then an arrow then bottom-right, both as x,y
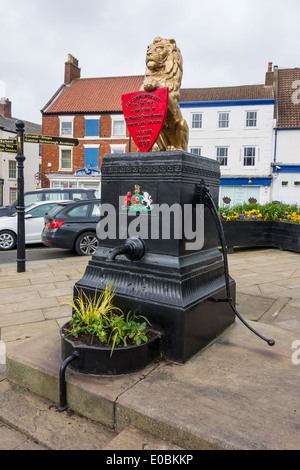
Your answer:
276,68 -> 300,128
43,76 -> 275,116
180,84 -> 274,102
43,76 -> 145,114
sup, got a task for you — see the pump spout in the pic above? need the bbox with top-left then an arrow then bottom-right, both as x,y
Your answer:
106,237 -> 145,261
107,244 -> 133,261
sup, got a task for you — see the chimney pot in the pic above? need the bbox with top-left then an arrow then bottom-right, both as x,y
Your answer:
268,62 -> 273,72
64,54 -> 80,85
0,97 -> 12,118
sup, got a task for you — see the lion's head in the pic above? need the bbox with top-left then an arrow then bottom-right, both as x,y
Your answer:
144,37 -> 183,103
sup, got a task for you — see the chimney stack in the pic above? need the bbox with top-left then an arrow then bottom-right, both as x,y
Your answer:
0,97 -> 12,118
64,54 -> 80,85
265,62 -> 274,86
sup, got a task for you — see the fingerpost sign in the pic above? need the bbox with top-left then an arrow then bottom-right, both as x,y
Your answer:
6,123 -> 79,272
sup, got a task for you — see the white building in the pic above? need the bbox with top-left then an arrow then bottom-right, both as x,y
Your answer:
180,83 -> 275,207
269,65 -> 300,204
0,98 -> 42,207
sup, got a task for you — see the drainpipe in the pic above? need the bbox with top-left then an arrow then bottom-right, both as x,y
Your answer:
274,128 -> 277,162
273,65 -> 278,121
272,128 -> 279,202
272,64 -> 278,163
272,65 -> 279,203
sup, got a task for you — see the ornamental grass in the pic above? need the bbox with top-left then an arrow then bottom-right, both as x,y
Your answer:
60,282 -> 151,356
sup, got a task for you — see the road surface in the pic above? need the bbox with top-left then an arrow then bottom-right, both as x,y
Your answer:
0,244 -> 77,265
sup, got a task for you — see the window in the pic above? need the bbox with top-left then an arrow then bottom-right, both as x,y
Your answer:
24,193 -> 43,206
190,147 -> 202,156
110,144 -> 126,154
218,112 -> 229,128
85,118 -> 99,137
9,188 -> 17,205
60,148 -> 72,170
8,160 -> 16,178
72,192 -> 88,200
45,192 -> 68,201
51,181 -> 77,189
27,203 -> 58,218
84,147 -> 99,168
191,113 -> 202,129
246,111 -> 257,127
112,119 -> 125,136
216,147 -> 228,166
243,147 -> 256,166
59,116 -> 74,136
67,204 -> 90,217
91,203 -> 100,217
61,121 -> 72,136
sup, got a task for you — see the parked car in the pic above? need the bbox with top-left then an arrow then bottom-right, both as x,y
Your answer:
0,201 -> 64,250
0,188 -> 96,217
42,199 -> 101,256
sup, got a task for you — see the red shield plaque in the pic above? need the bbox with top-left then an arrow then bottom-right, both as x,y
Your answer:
122,87 -> 169,152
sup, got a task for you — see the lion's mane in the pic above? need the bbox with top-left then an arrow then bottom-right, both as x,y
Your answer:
142,37 -> 189,151
144,37 -> 183,107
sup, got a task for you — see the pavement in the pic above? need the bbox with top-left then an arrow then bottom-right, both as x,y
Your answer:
0,247 -> 299,451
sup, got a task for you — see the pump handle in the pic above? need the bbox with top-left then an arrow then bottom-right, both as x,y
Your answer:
196,182 -> 275,347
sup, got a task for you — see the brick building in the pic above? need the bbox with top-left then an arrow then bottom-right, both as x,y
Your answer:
41,54 -> 144,197
0,98 -> 41,206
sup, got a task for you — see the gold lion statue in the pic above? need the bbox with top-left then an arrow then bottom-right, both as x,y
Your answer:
142,37 -> 189,152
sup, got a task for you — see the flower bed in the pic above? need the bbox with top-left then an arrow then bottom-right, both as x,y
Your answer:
219,202 -> 300,223
218,203 -> 300,253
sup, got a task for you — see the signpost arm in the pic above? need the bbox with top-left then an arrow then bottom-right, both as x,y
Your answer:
15,120 -> 26,273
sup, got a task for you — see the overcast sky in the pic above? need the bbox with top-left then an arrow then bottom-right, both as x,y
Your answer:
1,0 -> 300,125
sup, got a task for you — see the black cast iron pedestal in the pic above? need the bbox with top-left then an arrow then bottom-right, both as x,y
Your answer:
75,151 -> 236,364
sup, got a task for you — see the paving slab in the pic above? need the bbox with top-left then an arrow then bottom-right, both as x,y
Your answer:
1,319 -> 58,342
259,297 -> 290,324
0,423 -> 47,450
103,425 -> 183,450
235,293 -> 276,321
115,321 -> 300,450
0,378 -> 116,450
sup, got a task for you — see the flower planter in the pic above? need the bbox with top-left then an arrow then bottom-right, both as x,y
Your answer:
221,220 -> 300,253
60,323 -> 162,376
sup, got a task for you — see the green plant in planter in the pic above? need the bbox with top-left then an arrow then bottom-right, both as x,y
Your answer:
61,282 -> 151,356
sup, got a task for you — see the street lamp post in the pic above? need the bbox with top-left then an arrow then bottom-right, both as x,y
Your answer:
15,120 -> 26,273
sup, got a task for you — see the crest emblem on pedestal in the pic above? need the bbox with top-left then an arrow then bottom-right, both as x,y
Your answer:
122,184 -> 153,211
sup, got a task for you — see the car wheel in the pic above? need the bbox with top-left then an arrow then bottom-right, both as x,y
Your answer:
0,230 -> 17,250
75,231 -> 99,256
